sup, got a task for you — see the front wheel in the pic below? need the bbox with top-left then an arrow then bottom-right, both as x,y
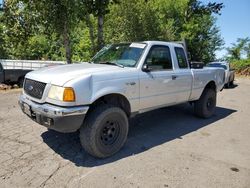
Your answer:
80,104 -> 129,158
194,88 -> 216,118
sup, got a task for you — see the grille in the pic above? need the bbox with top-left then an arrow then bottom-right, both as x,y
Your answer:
24,79 -> 46,99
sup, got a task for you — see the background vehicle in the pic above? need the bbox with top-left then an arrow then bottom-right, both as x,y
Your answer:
19,41 -> 225,158
0,62 -> 31,87
0,60 -> 64,87
207,61 -> 235,88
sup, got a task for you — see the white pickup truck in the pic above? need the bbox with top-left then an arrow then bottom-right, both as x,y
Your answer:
207,61 -> 235,88
19,41 -> 225,158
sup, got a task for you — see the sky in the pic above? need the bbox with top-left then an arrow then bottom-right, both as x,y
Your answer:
202,0 -> 250,59
0,0 -> 249,59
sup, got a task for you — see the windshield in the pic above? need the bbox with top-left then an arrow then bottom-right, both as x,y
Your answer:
206,63 -> 227,70
91,43 -> 146,67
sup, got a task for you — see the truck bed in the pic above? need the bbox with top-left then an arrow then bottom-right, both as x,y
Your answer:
0,60 -> 65,70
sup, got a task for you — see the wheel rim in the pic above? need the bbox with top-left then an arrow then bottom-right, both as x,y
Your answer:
100,120 -> 120,146
206,97 -> 215,111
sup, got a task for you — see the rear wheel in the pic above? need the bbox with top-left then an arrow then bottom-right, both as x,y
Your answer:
194,88 -> 216,118
80,104 -> 129,158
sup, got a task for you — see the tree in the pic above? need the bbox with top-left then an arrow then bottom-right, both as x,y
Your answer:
84,13 -> 96,56
71,21 -> 93,61
181,15 -> 224,62
1,0 -> 42,59
29,0 -> 85,64
105,0 -> 161,43
105,0 -> 224,63
244,42 -> 250,59
175,0 -> 224,62
0,0 -> 225,64
0,0 -> 4,11
83,0 -> 119,51
0,17 -> 8,59
226,38 -> 250,60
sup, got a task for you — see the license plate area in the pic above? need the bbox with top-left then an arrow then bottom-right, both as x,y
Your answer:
23,103 -> 32,117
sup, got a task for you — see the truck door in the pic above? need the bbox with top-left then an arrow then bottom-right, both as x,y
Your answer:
0,63 -> 4,83
172,47 -> 193,103
139,45 -> 177,110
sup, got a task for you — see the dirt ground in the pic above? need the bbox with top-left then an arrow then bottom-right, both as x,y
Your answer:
0,78 -> 250,188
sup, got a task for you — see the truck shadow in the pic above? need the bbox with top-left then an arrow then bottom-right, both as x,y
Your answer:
224,83 -> 238,89
41,104 -> 236,167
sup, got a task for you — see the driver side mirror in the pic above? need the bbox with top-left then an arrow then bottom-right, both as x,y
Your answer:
142,64 -> 152,72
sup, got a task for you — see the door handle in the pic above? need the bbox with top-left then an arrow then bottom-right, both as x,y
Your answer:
126,82 -> 136,86
172,75 -> 178,80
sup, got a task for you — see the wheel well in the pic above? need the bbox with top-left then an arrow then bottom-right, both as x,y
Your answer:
90,94 -> 131,117
205,81 -> 216,91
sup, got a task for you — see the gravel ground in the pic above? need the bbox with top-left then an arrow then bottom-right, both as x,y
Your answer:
0,78 -> 250,188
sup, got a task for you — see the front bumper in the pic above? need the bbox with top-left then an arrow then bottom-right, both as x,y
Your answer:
19,94 -> 89,133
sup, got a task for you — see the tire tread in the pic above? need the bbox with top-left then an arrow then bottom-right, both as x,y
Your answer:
80,104 -> 128,158
194,88 -> 216,118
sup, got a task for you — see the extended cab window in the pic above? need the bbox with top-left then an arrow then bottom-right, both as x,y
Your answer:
175,47 -> 188,69
145,45 -> 172,70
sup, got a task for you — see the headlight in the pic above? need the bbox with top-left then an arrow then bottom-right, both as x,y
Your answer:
48,85 -> 75,102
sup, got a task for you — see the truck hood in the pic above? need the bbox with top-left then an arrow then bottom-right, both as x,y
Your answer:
25,63 -> 123,86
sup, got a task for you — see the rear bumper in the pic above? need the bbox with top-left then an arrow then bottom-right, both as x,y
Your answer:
19,94 -> 89,133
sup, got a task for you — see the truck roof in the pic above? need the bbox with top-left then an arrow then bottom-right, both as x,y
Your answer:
208,61 -> 229,65
143,41 -> 184,48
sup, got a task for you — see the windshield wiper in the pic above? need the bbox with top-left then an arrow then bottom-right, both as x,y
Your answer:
99,61 -> 124,68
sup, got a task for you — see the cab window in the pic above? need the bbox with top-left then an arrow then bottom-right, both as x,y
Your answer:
145,45 -> 172,71
175,47 -> 188,69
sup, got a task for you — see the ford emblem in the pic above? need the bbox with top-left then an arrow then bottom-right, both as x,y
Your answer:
28,85 -> 33,91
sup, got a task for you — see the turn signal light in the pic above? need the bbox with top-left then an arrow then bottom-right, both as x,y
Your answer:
63,88 -> 75,102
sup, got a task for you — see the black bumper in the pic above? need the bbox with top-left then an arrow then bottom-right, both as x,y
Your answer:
27,112 -> 86,133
